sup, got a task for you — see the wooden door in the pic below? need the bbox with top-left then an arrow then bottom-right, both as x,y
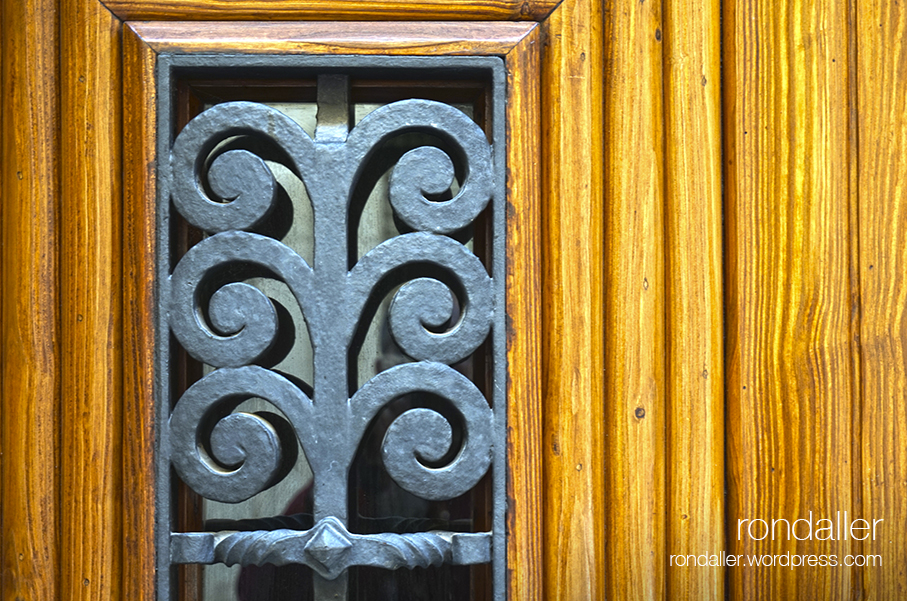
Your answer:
2,0 -> 906,599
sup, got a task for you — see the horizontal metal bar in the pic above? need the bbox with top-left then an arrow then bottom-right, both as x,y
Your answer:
171,516 -> 491,580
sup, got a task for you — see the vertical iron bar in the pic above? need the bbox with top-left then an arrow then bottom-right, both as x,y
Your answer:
315,74 -> 351,144
313,74 -> 351,601
313,572 -> 348,601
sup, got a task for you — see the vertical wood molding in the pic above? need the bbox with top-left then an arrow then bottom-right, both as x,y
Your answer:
663,0 -> 724,597
0,0 -> 61,598
504,27 -> 544,601
541,1 -> 605,599
856,0 -> 907,598
60,0 -> 124,598
122,26 -> 158,601
602,0 -> 666,597
723,0 -> 854,598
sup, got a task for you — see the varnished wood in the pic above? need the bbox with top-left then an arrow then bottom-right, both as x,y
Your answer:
0,0 -> 61,598
105,0 -> 559,21
24,2 -> 897,598
128,19 -> 543,598
602,0 -> 665,597
723,0 -> 855,598
663,0 -> 724,598
60,1 -> 124,598
122,27 -> 157,601
503,26 -> 543,601
129,21 -> 538,56
541,2 -> 605,599
856,0 -> 907,598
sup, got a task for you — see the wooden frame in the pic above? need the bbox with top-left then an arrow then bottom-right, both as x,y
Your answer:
140,26 -> 539,600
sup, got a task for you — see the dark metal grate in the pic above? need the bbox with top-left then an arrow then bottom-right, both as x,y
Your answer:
155,56 -> 507,600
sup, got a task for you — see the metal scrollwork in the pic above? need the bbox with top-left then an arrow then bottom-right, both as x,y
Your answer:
169,366 -> 314,504
162,64 -> 505,600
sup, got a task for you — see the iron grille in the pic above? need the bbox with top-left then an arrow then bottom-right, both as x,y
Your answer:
155,56 -> 507,600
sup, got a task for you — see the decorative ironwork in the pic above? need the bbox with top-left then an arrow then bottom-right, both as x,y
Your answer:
171,518 -> 492,580
157,57 -> 506,601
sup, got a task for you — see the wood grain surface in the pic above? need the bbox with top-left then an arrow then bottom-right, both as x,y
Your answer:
104,0 -> 559,21
122,27 -> 157,601
541,1 -> 605,599
663,0 -> 724,598
60,1 -> 124,598
503,26 -> 544,601
856,0 -> 907,598
0,0 -> 60,598
129,21 -> 537,55
603,0 -> 665,597
10,1 -> 907,599
723,0 -> 855,598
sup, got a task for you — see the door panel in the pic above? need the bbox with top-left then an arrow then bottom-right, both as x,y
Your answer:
10,9 -> 558,599
6,0 -> 907,600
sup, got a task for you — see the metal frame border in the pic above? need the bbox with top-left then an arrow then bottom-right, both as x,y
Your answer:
154,54 -> 507,600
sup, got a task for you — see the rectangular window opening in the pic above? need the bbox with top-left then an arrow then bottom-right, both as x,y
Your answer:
157,56 -> 506,601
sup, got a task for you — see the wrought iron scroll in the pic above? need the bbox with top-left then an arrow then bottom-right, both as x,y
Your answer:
160,62 -> 505,601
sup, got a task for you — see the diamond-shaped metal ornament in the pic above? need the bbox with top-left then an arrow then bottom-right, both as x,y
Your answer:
304,517 -> 353,579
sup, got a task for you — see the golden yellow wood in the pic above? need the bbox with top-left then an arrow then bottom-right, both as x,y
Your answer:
60,0 -> 124,598
503,25 -> 544,601
0,0 -> 60,598
856,1 -> 907,598
123,27 -> 159,601
541,1 -> 606,599
602,0 -> 665,597
663,0 -> 724,598
0,1 -> 790,598
723,0 -> 855,598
